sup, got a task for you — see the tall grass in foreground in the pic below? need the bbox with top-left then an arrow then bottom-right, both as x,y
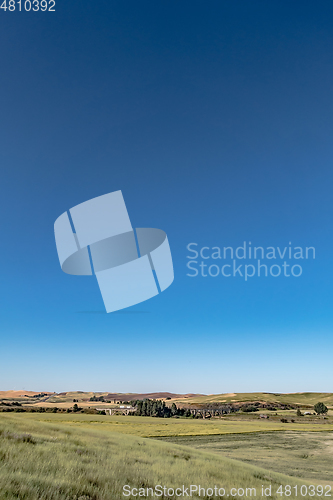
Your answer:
0,413 -> 328,499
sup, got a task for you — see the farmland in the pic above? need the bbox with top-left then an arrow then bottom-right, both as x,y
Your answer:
2,412 -> 331,438
0,412 -> 332,500
169,392 -> 333,408
159,431 -> 333,485
0,392 -> 332,499
1,390 -> 333,411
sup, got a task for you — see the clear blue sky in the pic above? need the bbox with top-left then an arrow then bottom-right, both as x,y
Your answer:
1,1 -> 332,393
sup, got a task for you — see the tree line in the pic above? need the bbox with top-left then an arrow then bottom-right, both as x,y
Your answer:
130,399 -> 192,418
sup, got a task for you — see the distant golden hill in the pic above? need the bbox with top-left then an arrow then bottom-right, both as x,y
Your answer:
104,392 -> 202,401
1,391 -> 332,408
0,390 -> 54,399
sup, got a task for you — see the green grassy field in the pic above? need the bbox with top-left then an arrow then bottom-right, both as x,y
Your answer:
4,412 -> 331,437
0,413 -> 332,499
159,432 -> 333,485
0,413 -> 329,499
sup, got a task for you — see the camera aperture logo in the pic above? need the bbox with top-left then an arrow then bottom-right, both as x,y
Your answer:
54,190 -> 174,312
186,242 -> 315,280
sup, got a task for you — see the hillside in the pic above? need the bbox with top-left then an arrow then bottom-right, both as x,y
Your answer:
0,391 -> 54,400
0,412 -> 327,499
169,392 -> 333,408
1,391 -> 332,409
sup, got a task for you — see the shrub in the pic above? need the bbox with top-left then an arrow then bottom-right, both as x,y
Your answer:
314,402 -> 328,415
242,405 -> 259,413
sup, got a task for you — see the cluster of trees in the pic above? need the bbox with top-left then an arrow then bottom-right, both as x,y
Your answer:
241,405 -> 259,413
0,407 -> 49,413
130,399 -> 192,418
296,403 -> 328,416
0,406 -> 96,414
0,401 -> 22,407
240,403 -> 290,412
89,395 -> 104,402
89,395 -> 111,402
1,407 -> 26,413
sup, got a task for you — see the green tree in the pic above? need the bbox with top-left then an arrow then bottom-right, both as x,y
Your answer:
296,408 -> 302,417
73,403 -> 79,412
171,403 -> 178,416
314,402 -> 328,415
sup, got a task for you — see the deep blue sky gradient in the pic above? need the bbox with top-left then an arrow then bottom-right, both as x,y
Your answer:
1,1 -> 332,392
